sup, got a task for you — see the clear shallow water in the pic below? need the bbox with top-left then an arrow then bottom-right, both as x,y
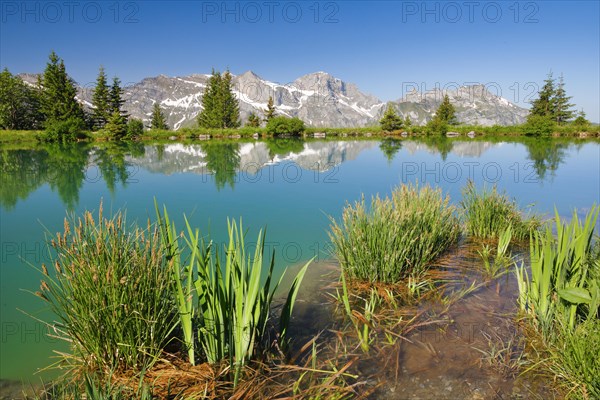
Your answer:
0,137 -> 599,382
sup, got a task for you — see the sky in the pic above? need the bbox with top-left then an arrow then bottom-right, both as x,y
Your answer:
1,0 -> 599,121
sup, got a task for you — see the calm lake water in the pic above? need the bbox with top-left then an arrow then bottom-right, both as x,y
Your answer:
1,137 -> 599,383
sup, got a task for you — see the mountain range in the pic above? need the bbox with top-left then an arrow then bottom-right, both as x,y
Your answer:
20,71 -> 529,130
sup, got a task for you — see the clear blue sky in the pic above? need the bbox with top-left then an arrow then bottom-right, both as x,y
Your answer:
1,1 -> 599,121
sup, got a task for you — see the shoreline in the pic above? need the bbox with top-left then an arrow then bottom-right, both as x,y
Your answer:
1,127 -> 599,146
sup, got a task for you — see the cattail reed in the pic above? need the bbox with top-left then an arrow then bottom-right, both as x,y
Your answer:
36,205 -> 176,373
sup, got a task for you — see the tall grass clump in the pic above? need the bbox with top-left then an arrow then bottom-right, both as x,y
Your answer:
461,180 -> 540,240
35,204 -> 177,373
329,183 -> 460,283
155,204 -> 310,385
515,205 -> 599,398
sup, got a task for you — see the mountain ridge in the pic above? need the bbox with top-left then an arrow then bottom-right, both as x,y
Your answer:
18,71 -> 529,130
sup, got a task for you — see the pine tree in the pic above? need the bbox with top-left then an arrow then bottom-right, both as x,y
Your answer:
530,72 -> 555,118
197,69 -> 240,129
245,112 -> 261,127
104,110 -> 128,139
404,115 -> 412,133
0,68 -> 43,129
264,96 -> 276,122
91,66 -> 110,130
553,74 -> 574,124
379,104 -> 403,131
127,118 -> 144,137
109,77 -> 128,119
150,103 -> 169,130
198,70 -> 222,128
39,51 -> 85,125
221,71 -> 240,128
435,95 -> 457,125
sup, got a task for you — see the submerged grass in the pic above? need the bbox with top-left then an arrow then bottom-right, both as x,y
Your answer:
329,183 -> 460,284
477,225 -> 514,279
461,180 -> 540,241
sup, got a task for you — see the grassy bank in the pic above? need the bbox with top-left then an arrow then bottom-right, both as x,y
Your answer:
2,122 -> 599,145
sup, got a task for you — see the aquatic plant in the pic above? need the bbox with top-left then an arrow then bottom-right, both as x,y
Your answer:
478,225 -> 514,278
516,205 -> 599,399
35,202 -> 311,390
155,204 -> 311,385
516,206 -> 599,336
35,204 -> 177,372
549,318 -> 600,399
461,180 -> 540,241
329,182 -> 460,283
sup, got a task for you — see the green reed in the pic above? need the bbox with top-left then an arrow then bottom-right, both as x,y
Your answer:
515,205 -> 599,399
155,204 -> 310,386
516,206 -> 598,336
461,180 -> 540,240
36,205 -> 177,373
329,183 -> 460,283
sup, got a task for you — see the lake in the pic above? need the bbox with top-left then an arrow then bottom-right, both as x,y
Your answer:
1,137 -> 599,383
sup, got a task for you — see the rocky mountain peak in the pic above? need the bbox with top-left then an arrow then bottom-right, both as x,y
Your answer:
16,70 -> 529,129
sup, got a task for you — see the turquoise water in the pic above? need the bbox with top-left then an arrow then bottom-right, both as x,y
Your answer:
1,137 -> 599,381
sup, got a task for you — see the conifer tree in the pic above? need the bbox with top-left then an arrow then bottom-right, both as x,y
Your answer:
0,68 -> 42,129
246,112 -> 261,127
127,118 -> 144,137
39,51 -> 85,125
91,66 -> 110,129
150,103 -> 169,130
198,70 -> 221,128
104,110 -> 128,139
264,96 -> 276,122
379,103 -> 403,131
109,77 -> 128,119
553,74 -> 574,124
572,110 -> 590,126
435,95 -> 457,125
221,71 -> 240,128
530,72 -> 555,118
197,69 -> 240,129
403,114 -> 413,133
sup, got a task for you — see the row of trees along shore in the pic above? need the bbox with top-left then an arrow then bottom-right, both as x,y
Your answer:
0,52 -> 170,142
0,52 -> 595,142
